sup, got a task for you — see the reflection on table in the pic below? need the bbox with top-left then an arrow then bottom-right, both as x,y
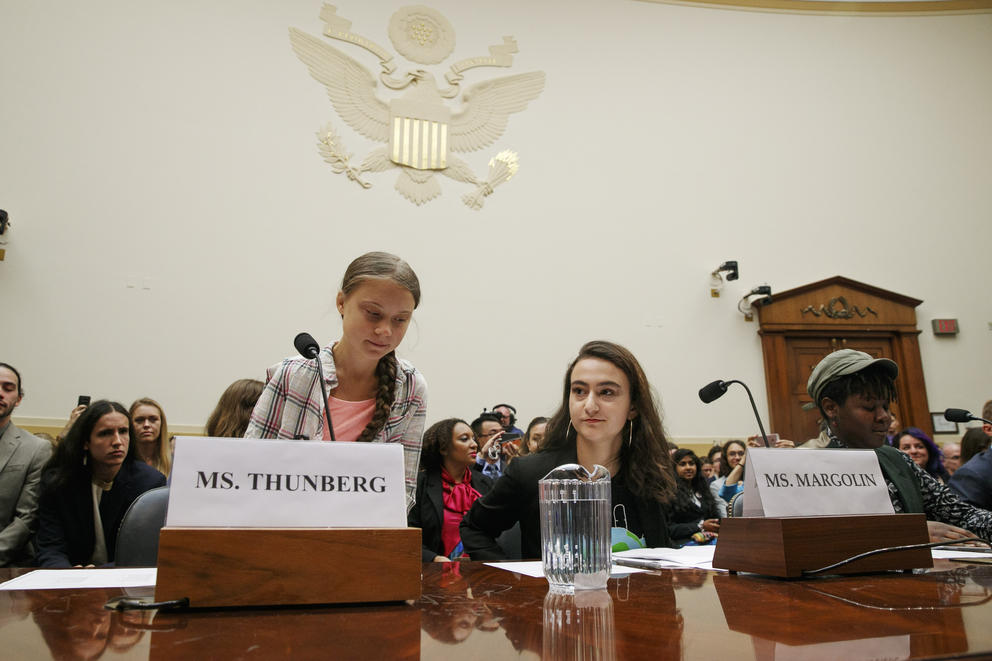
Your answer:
1,560 -> 992,659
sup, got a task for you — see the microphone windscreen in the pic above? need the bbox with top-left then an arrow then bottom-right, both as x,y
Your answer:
699,380 -> 727,404
294,332 -> 321,359
943,408 -> 974,423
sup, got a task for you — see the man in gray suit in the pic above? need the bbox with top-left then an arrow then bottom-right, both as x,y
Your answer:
0,363 -> 52,566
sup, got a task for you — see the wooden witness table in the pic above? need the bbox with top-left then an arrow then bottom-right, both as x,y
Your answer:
2,559 -> 992,659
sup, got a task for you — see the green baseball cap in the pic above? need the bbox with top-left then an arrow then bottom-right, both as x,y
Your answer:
806,349 -> 898,406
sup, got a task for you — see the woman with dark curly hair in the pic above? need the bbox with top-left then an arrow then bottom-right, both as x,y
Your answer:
408,418 -> 494,562
666,449 -> 721,546
35,400 -> 166,567
461,340 -> 677,560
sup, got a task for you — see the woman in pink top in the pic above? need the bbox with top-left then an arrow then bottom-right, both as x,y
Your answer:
245,252 -> 428,511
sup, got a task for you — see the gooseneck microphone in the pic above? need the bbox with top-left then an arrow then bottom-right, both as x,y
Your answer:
944,408 -> 992,426
294,332 -> 335,441
698,379 -> 770,447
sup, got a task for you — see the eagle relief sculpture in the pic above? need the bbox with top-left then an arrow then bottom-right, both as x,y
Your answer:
289,4 -> 546,208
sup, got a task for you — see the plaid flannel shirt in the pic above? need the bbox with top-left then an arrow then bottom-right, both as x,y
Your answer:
245,345 -> 427,512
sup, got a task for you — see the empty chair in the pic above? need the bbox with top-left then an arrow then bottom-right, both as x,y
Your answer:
115,487 -> 169,567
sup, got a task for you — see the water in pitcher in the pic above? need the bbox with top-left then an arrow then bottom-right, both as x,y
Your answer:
539,464 -> 611,592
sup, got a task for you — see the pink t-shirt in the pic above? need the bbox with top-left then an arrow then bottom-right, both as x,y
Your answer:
321,396 -> 376,441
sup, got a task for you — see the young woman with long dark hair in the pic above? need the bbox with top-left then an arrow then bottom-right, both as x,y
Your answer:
35,400 -> 166,567
461,340 -> 677,559
667,449 -> 721,546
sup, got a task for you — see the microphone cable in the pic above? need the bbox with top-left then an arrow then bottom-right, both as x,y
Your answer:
801,537 -> 991,576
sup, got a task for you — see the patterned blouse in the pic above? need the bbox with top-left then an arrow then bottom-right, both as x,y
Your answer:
827,431 -> 992,539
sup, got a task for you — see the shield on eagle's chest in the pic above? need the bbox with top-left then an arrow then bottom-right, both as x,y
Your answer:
389,96 -> 452,170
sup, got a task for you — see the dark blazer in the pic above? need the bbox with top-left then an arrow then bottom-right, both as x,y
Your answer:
461,446 -> 673,561
666,487 -> 721,545
35,460 -> 166,568
408,467 -> 493,561
949,450 -> 992,509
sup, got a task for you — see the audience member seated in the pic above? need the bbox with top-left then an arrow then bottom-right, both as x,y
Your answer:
0,363 -> 52,566
408,419 -> 493,562
205,379 -> 265,438
519,416 -> 547,456
461,341 -> 677,560
942,441 -> 962,476
492,404 -> 524,436
472,412 -> 517,479
948,431 -> 992,510
807,349 -> 992,543
34,401 -> 166,568
706,445 -> 722,476
961,428 -> 991,466
700,457 -> 715,482
129,398 -> 171,477
709,440 -> 746,514
666,449 -> 720,546
885,415 -> 901,445
983,400 -> 992,437
896,427 -> 949,483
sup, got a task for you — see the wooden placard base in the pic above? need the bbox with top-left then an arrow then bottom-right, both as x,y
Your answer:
154,527 -> 421,608
712,514 -> 931,578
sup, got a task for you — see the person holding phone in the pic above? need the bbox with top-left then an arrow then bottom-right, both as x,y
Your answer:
245,252 -> 427,511
471,412 -> 518,479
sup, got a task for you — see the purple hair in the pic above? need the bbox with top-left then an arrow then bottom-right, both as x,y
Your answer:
898,427 -> 946,479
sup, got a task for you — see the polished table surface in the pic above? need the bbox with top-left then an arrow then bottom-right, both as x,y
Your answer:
3,559 -> 992,659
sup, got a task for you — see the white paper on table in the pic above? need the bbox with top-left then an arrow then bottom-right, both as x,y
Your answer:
0,568 -> 157,591
613,544 -> 722,571
932,549 -> 992,559
484,561 -> 649,578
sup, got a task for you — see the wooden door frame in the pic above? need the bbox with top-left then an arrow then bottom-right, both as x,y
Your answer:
756,276 -> 932,441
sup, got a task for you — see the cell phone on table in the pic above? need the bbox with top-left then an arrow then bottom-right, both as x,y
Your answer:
77,395 -> 91,407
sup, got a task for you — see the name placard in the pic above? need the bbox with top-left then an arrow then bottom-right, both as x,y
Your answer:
743,448 -> 895,518
166,437 -> 406,528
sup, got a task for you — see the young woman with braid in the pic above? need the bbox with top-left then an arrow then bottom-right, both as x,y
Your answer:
245,252 -> 427,511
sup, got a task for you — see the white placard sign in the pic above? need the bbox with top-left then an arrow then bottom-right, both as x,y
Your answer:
166,437 -> 406,528
742,448 -> 895,518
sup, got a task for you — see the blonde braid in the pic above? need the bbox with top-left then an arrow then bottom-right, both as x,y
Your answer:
356,352 -> 397,442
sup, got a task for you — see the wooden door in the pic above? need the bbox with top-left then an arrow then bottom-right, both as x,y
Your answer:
756,276 -> 931,443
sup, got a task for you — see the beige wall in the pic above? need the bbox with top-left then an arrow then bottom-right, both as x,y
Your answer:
2,1 -> 990,442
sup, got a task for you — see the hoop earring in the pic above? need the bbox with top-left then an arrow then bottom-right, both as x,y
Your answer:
83,454 -> 88,467
566,422 -> 574,441
627,419 -> 634,449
